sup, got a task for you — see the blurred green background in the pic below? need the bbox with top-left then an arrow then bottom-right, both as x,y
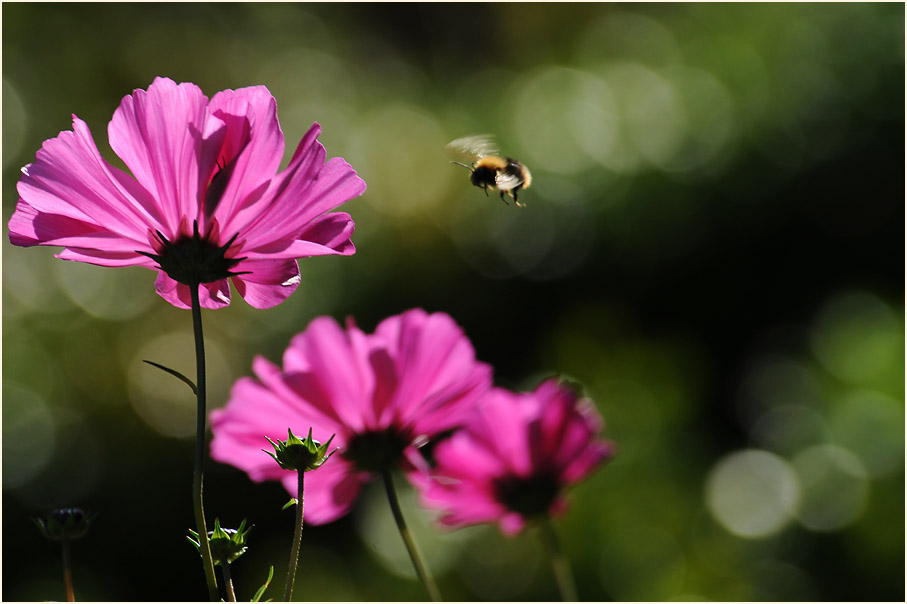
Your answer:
3,3 -> 904,601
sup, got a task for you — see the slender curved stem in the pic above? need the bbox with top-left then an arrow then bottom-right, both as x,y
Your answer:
283,470 -> 305,602
61,539 -> 74,602
190,280 -> 219,601
381,469 -> 441,602
538,517 -> 577,602
221,562 -> 237,602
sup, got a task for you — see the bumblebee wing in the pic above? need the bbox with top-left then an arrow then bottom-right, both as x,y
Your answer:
445,134 -> 499,161
495,167 -> 526,192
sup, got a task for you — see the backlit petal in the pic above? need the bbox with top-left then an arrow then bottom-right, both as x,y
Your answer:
230,258 -> 300,309
154,272 -> 232,309
108,77 -> 209,231
282,458 -> 370,525
12,117 -> 162,249
206,86 -> 284,226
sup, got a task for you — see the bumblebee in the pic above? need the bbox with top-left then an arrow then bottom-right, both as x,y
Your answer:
446,135 -> 532,207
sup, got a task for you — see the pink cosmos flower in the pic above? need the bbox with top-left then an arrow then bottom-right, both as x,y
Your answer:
209,308 -> 493,524
415,378 -> 616,536
8,76 -> 365,309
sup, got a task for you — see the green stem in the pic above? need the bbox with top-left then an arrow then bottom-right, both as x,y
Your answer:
538,517 -> 577,602
61,539 -> 74,602
381,469 -> 441,602
221,562 -> 237,602
190,279 -> 219,601
283,470 -> 305,602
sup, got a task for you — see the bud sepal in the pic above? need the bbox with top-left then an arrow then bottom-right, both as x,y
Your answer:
33,507 -> 97,542
264,428 -> 337,472
188,518 -> 251,566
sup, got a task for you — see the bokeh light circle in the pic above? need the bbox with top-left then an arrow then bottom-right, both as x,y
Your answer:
350,103 -> 450,216
809,291 -> 901,385
55,261 -> 156,321
705,449 -> 800,538
2,384 -> 56,488
791,444 -> 868,532
602,61 -> 684,171
660,65 -> 737,174
512,66 -> 619,175
575,10 -> 681,67
3,78 -> 28,169
827,389 -> 904,478
128,331 -> 233,438
750,404 -> 831,455
354,479 -> 469,580
599,525 -> 686,601
455,524 -> 542,600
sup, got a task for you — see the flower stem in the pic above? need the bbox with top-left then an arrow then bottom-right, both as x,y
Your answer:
190,280 -> 219,601
61,539 -> 74,602
283,470 -> 305,602
538,517 -> 577,602
221,563 -> 237,602
381,469 -> 441,602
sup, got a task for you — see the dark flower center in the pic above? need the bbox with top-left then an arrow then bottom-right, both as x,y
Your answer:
139,221 -> 247,285
493,474 -> 562,518
342,428 -> 411,474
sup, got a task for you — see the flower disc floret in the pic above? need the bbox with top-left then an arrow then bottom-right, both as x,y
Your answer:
342,428 -> 412,474
492,473 -> 562,518
140,222 -> 246,285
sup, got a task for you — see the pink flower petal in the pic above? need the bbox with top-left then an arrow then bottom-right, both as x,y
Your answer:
237,133 -> 365,252
280,317 -> 373,432
9,200 -> 153,267
12,117 -> 163,251
438,499 -> 507,531
247,358 -> 345,440
281,457 -> 371,525
154,272 -> 232,309
560,439 -> 616,484
499,513 -> 527,536
230,258 -> 300,309
413,469 -> 506,531
431,432 -> 508,480
108,77 -> 210,230
379,310 -> 492,435
206,86 -> 285,226
210,377 -> 303,482
55,247 -> 157,268
249,212 -> 356,259
466,389 -> 534,475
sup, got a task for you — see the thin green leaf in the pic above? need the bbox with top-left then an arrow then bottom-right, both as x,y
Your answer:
143,360 -> 198,394
251,565 -> 275,602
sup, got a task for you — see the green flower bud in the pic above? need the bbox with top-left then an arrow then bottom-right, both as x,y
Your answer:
188,518 -> 251,566
264,428 -> 336,472
33,507 -> 96,541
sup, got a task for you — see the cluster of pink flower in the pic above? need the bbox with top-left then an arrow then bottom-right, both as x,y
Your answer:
9,77 -> 615,598
210,308 -> 616,534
